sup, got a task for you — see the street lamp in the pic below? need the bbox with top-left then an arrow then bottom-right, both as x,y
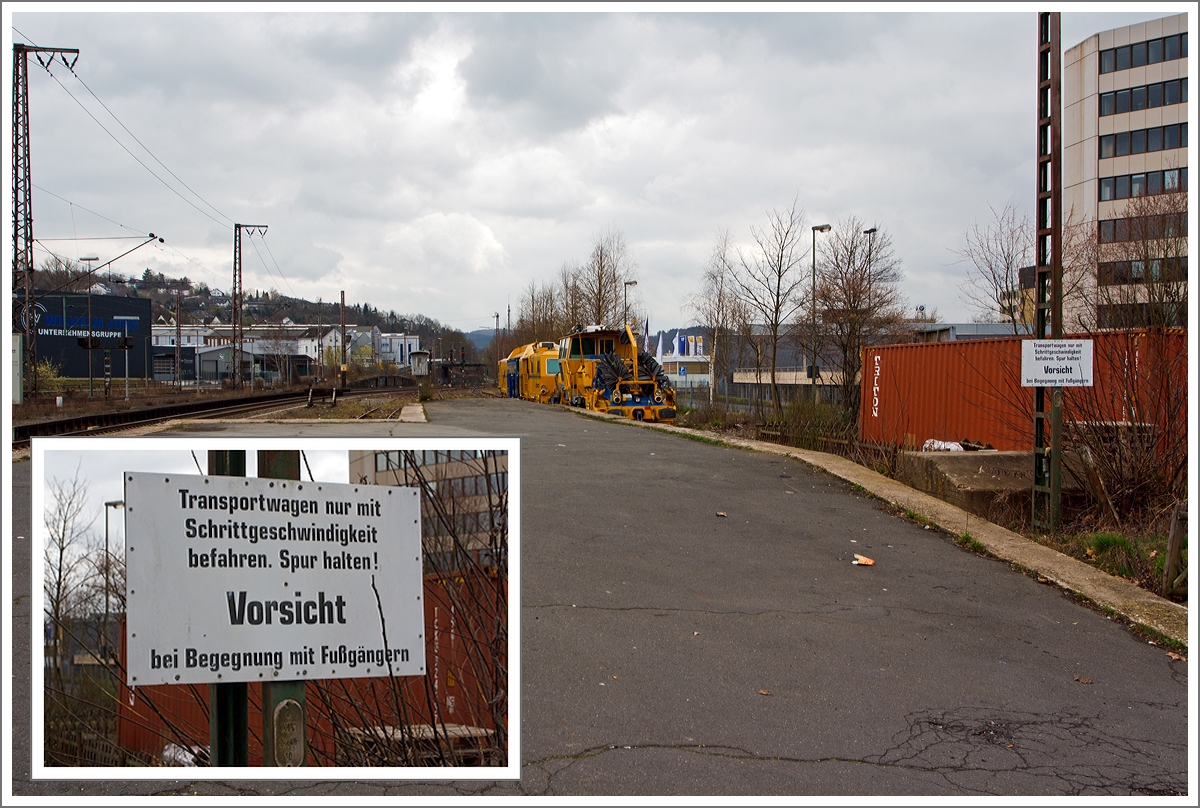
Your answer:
863,227 -> 877,311
811,224 -> 831,402
864,228 -> 883,319
103,499 -> 124,661
623,280 -> 638,328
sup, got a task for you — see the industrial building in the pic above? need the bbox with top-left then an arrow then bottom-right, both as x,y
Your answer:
16,292 -> 152,379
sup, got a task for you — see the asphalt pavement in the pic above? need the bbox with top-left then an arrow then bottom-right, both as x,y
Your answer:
7,397 -> 1189,797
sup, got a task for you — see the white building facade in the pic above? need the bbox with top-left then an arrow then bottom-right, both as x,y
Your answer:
297,326 -> 344,364
378,333 -> 421,366
150,323 -> 212,347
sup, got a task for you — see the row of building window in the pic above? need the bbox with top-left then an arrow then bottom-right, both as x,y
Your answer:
1099,123 -> 1187,158
1099,78 -> 1187,116
374,449 -> 500,473
1099,33 -> 1187,74
1098,212 -> 1186,244
1098,257 -> 1187,286
427,472 -> 508,499
422,547 -> 505,575
1096,302 -> 1185,329
1098,168 -> 1187,202
424,509 -> 505,540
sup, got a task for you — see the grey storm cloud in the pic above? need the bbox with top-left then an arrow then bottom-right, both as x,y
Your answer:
9,7 -> 1173,330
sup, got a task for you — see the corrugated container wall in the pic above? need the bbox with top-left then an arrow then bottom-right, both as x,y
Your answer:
860,331 -> 1186,452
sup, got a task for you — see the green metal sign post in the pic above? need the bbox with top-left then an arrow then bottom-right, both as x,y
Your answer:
207,450 -> 249,767
204,449 -> 306,766
256,450 -> 307,767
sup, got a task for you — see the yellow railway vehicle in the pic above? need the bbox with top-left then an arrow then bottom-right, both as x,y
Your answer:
499,325 -> 676,423
499,341 -> 556,402
498,346 -> 523,398
554,324 -> 676,423
498,341 -> 560,403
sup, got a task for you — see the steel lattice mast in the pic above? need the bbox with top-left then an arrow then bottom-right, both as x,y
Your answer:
232,224 -> 267,388
1032,12 -> 1064,531
13,43 -> 78,396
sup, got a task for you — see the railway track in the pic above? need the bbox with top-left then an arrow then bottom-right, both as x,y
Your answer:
11,388 -> 373,449
355,399 -> 413,420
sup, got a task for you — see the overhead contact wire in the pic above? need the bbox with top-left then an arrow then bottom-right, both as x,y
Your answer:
70,70 -> 235,227
38,63 -> 231,230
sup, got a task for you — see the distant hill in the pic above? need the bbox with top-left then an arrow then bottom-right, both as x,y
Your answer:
466,329 -> 495,351
465,326 -> 704,353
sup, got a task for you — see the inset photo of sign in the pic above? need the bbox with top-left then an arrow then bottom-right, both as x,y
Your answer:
32,436 -> 517,778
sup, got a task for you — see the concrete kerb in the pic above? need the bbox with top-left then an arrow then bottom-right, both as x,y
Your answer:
160,403 -> 430,426
399,404 -> 427,423
569,406 -> 1189,649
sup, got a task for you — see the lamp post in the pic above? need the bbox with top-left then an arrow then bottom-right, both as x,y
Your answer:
862,227 -> 877,312
103,499 -> 124,661
80,256 -> 99,398
623,280 -> 638,328
811,224 -> 831,402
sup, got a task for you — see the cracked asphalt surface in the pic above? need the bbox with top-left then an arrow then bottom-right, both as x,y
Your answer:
8,397 -> 1189,797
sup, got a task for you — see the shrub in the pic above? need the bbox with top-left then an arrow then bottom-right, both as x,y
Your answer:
33,359 -> 65,393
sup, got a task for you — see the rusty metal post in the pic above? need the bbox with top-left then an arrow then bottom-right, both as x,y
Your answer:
1033,11 -> 1063,532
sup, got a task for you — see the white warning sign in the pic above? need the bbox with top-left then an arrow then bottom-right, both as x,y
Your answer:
1021,339 -> 1094,387
124,472 -> 425,685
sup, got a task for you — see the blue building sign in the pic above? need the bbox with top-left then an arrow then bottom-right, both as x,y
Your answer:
14,293 -> 152,378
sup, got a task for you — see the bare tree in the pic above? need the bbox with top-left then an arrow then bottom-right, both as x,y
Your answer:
1058,186 -> 1187,527
257,324 -> 299,387
954,204 -> 1033,333
686,230 -> 744,402
513,278 -> 564,346
554,262 -> 585,333
44,466 -> 97,690
578,227 -> 637,329
730,201 -> 809,418
816,218 -> 907,416
35,254 -> 126,295
1074,187 -> 1187,331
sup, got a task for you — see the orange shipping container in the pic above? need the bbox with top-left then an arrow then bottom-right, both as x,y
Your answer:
860,330 -> 1186,453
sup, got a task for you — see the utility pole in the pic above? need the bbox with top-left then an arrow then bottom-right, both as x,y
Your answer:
339,291 -> 347,367
14,43 -> 79,396
316,297 -> 322,380
494,312 -> 500,361
232,224 -> 267,389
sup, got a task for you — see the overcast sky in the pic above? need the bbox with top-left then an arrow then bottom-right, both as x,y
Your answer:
7,6 -> 1184,333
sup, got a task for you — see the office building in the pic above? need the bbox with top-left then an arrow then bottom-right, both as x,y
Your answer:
1062,14 -> 1188,328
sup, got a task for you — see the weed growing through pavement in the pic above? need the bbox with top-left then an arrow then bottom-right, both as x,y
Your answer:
956,532 -> 987,554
